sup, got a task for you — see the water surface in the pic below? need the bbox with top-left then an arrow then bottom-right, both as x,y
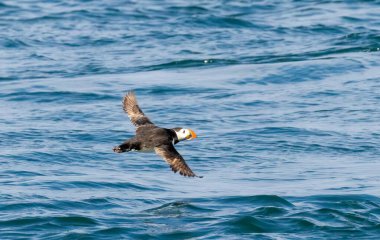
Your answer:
1,0 -> 380,239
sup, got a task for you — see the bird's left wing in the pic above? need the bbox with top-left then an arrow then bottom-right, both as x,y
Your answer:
123,91 -> 154,128
154,144 -> 201,178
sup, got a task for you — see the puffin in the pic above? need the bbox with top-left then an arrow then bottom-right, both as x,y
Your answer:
113,91 -> 201,178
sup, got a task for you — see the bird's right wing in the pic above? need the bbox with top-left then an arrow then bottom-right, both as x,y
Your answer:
123,91 -> 154,128
155,144 -> 201,178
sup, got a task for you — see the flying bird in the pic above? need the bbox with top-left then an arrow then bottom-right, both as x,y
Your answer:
113,91 -> 201,178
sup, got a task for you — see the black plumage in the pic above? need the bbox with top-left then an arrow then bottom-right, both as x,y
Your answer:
113,91 -> 200,178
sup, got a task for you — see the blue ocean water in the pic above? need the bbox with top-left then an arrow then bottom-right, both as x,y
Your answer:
1,0 -> 380,239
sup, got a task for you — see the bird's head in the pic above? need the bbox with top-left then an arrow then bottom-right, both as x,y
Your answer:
173,128 -> 197,142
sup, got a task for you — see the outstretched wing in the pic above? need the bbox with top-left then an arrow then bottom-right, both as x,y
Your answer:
123,91 -> 154,127
155,144 -> 201,178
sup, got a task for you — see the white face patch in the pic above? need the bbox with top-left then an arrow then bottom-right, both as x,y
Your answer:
176,128 -> 190,141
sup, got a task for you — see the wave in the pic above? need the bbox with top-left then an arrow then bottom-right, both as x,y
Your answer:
1,91 -> 118,103
140,59 -> 239,72
0,38 -> 30,48
142,195 -> 380,238
0,194 -> 379,238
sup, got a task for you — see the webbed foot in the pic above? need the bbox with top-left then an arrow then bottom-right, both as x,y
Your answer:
113,146 -> 125,153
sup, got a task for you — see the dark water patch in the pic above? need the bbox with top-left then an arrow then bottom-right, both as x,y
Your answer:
202,92 -> 236,99
16,9 -> 104,23
145,201 -> 216,216
94,227 -> 131,236
295,195 -> 380,210
191,16 -> 260,29
2,91 -> 118,103
1,170 -> 45,177
142,59 -> 239,71
303,90 -> 341,98
29,53 -> 54,61
53,215 -> 98,226
250,127 -> 336,137
242,100 -> 277,107
0,76 -> 19,82
284,24 -> 349,36
153,230 -> 201,239
234,77 -> 265,86
0,2 -> 15,8
263,141 -> 376,155
220,215 -> 276,233
259,61 -> 360,84
0,215 -> 97,232
91,38 -> 118,46
16,14 -> 67,23
35,180 -> 158,192
232,48 -> 371,67
334,32 -> 380,48
0,202 -> 60,212
7,152 -> 65,164
0,217 -> 46,227
251,206 -> 288,217
217,195 -> 294,208
135,85 -> 218,96
48,198 -> 121,211
0,38 -> 30,48
72,181 -> 152,191
167,5 -> 209,14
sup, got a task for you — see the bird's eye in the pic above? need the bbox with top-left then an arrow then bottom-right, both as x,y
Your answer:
182,130 -> 185,134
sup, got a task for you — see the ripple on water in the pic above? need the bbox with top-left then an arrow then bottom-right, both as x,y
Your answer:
0,194 -> 379,238
2,91 -> 118,103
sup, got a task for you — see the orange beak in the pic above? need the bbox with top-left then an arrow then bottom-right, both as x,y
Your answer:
187,129 -> 197,140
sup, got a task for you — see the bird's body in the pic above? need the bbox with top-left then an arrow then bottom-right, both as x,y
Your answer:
113,91 -> 200,178
117,125 -> 176,152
